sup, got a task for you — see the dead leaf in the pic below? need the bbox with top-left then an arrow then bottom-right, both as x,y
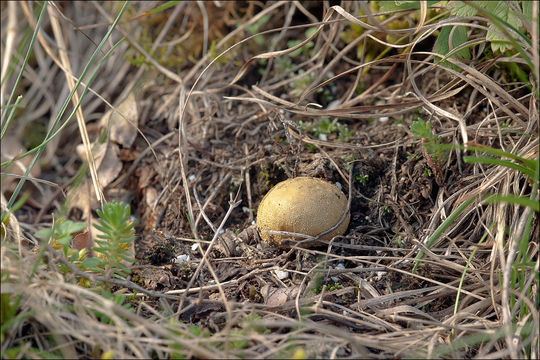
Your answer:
137,267 -> 173,290
72,230 -> 90,251
76,140 -> 122,189
0,137 -> 41,195
69,138 -> 122,223
100,93 -> 138,148
180,300 -> 223,323
1,193 -> 21,246
377,305 -> 439,322
137,165 -> 154,194
215,262 -> 247,282
261,284 -> 301,307
145,187 -> 157,209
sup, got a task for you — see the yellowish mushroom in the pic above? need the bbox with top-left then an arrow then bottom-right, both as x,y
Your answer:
256,177 -> 350,246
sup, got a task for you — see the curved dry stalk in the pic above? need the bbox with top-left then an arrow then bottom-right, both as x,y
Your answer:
48,6 -> 103,204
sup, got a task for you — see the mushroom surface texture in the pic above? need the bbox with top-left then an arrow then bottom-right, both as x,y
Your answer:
256,177 -> 350,246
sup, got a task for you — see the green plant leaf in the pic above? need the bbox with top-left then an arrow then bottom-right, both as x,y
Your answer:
379,0 -> 440,12
34,228 -> 54,241
433,25 -> 470,70
453,226 -> 491,325
410,118 -> 431,139
413,196 -> 476,272
522,1 -> 533,23
435,143 -> 537,173
483,194 -> 539,212
246,14 -> 270,35
447,1 -> 479,17
82,257 -> 102,268
246,15 -> 270,46
92,201 -> 136,278
305,27 -> 318,38
464,144 -> 536,170
463,155 -> 535,178
486,2 -> 523,52
145,1 -> 180,16
57,221 -> 86,236
287,40 -> 314,57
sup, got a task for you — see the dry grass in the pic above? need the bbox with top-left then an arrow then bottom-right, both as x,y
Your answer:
1,1 -> 538,358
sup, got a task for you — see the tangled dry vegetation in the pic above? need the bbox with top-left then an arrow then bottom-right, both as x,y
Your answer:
1,1 -> 538,358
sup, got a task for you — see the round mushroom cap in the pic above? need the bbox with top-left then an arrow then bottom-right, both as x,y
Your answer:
256,177 -> 350,246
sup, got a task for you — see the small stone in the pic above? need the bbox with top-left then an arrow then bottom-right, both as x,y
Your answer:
273,270 -> 289,280
175,254 -> 190,264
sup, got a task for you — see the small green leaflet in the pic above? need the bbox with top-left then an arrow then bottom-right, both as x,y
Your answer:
433,25 -> 470,71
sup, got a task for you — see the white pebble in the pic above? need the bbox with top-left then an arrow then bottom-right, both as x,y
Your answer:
273,270 -> 289,280
319,133 -> 328,141
191,243 -> 199,251
175,254 -> 190,264
327,100 -> 340,109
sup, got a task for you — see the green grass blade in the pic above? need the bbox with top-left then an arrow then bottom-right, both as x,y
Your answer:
463,155 -> 535,178
453,226 -> 491,331
408,322 -> 534,358
0,309 -> 36,339
1,95 -> 22,139
4,3 -> 129,212
438,143 -> 537,170
0,1 -> 48,128
0,26 -> 33,89
465,144 -> 537,169
436,143 -> 536,170
0,38 -> 125,172
412,196 -> 477,272
483,194 -> 539,212
146,1 -> 180,15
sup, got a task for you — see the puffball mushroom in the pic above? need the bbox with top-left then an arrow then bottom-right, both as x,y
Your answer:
256,177 -> 350,246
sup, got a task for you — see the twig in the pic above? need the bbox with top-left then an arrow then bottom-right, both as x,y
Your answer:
177,195 -> 241,317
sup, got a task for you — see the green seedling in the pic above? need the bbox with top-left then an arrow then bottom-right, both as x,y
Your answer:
288,27 -> 317,57
410,117 -> 447,164
354,174 -> 369,186
92,201 -> 137,279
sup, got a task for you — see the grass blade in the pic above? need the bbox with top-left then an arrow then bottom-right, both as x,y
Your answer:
0,2 -> 48,128
413,196 -> 476,272
463,155 -> 535,178
3,2 -> 129,213
483,194 -> 539,212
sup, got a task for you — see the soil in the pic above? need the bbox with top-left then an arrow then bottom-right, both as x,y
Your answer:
4,2 -> 536,357
114,65 -> 480,320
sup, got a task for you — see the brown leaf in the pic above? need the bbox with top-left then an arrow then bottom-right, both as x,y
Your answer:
0,137 -> 41,195
138,267 -> 173,290
76,140 -> 122,189
1,193 -> 21,245
261,284 -> 301,307
70,139 -> 123,223
100,93 -> 138,148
